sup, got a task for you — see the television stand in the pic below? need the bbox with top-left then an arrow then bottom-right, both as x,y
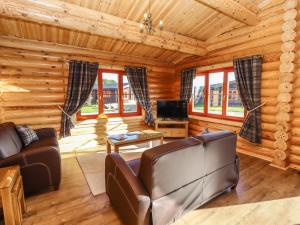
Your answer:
154,119 -> 189,138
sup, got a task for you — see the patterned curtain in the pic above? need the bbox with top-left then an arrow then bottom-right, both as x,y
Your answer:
180,68 -> 196,101
233,55 -> 262,143
60,60 -> 99,137
124,66 -> 154,126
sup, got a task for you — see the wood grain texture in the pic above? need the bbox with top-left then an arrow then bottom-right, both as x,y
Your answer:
0,37 -> 177,139
272,0 -> 297,168
290,0 -> 300,170
0,0 -> 274,65
176,0 -> 286,166
0,0 -> 207,56
195,0 -> 259,25
21,154 -> 300,225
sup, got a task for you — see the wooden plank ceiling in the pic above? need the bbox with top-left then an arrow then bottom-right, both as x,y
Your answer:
0,0 -> 267,65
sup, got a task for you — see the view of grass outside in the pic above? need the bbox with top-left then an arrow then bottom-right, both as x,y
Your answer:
194,105 -> 244,112
124,102 -> 137,112
81,102 -> 137,114
80,73 -> 138,116
81,104 -> 98,114
194,103 -> 244,117
81,78 -> 99,115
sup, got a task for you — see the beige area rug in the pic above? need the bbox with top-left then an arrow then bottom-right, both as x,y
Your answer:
76,142 -> 158,196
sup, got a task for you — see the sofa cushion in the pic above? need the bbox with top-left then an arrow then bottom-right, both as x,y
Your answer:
138,137 -> 204,200
22,137 -> 59,152
16,125 -> 39,146
0,123 -> 23,159
193,131 -> 237,174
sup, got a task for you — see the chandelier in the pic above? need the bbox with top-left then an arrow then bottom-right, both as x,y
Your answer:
139,0 -> 163,34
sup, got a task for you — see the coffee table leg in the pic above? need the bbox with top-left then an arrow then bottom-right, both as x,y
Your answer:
160,137 -> 164,145
106,141 -> 111,154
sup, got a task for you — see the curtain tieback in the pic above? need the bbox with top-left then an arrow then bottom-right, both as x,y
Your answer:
248,102 -> 266,113
58,105 -> 73,121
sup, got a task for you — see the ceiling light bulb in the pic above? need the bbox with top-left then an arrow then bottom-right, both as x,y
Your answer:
144,13 -> 148,18
139,23 -> 144,32
159,20 -> 163,29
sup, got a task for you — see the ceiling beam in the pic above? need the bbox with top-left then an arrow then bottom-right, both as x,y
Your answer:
0,36 -> 173,67
0,0 -> 207,56
195,0 -> 259,26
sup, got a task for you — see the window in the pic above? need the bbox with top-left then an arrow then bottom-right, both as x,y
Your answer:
226,72 -> 244,118
80,79 -> 99,116
192,75 -> 205,113
102,72 -> 119,114
208,72 -> 224,115
123,75 -> 138,113
190,68 -> 245,120
78,70 -> 141,120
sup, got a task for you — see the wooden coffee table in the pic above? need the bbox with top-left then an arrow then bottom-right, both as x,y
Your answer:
106,130 -> 164,154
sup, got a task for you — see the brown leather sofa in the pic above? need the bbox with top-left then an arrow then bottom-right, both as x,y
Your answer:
0,122 -> 61,195
105,131 -> 239,225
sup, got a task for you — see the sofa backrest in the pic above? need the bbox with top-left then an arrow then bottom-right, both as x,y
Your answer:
0,122 -> 23,159
193,131 -> 237,174
138,131 -> 237,200
138,137 -> 204,200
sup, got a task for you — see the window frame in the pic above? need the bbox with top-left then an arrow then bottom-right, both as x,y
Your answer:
77,69 -> 142,120
189,67 -> 246,122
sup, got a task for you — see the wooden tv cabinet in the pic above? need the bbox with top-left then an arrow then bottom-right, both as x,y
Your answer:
154,120 -> 189,138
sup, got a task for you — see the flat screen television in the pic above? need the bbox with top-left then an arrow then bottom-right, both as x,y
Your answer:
157,100 -> 188,120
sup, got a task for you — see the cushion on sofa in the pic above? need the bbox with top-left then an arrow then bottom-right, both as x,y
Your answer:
0,123 -> 23,159
22,137 -> 59,152
16,125 -> 39,146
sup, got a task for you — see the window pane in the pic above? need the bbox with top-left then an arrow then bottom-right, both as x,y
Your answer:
102,73 -> 119,114
123,76 -> 137,113
80,78 -> 99,115
227,72 -> 244,117
208,72 -> 223,115
192,76 -> 205,113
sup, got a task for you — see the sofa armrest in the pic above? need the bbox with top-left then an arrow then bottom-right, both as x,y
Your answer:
0,153 -> 26,168
105,153 -> 150,225
35,128 -> 57,139
23,146 -> 61,188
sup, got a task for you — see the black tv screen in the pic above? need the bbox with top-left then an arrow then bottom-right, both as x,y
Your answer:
157,100 -> 188,120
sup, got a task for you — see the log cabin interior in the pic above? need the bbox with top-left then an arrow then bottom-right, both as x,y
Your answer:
1,0 -> 300,224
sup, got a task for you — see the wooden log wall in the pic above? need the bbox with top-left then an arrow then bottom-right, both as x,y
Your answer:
0,37 -> 176,153
290,0 -> 300,169
176,0 -> 286,164
272,0 -> 297,169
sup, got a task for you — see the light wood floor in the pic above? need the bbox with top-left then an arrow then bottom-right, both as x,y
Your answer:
22,154 -> 300,225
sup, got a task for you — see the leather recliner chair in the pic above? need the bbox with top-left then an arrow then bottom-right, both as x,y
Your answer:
0,122 -> 61,195
105,131 -> 239,225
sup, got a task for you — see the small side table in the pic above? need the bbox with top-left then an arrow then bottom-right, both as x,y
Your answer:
0,166 -> 27,225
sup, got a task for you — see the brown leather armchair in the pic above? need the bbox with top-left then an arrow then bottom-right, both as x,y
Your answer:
105,131 -> 239,225
0,122 -> 61,195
